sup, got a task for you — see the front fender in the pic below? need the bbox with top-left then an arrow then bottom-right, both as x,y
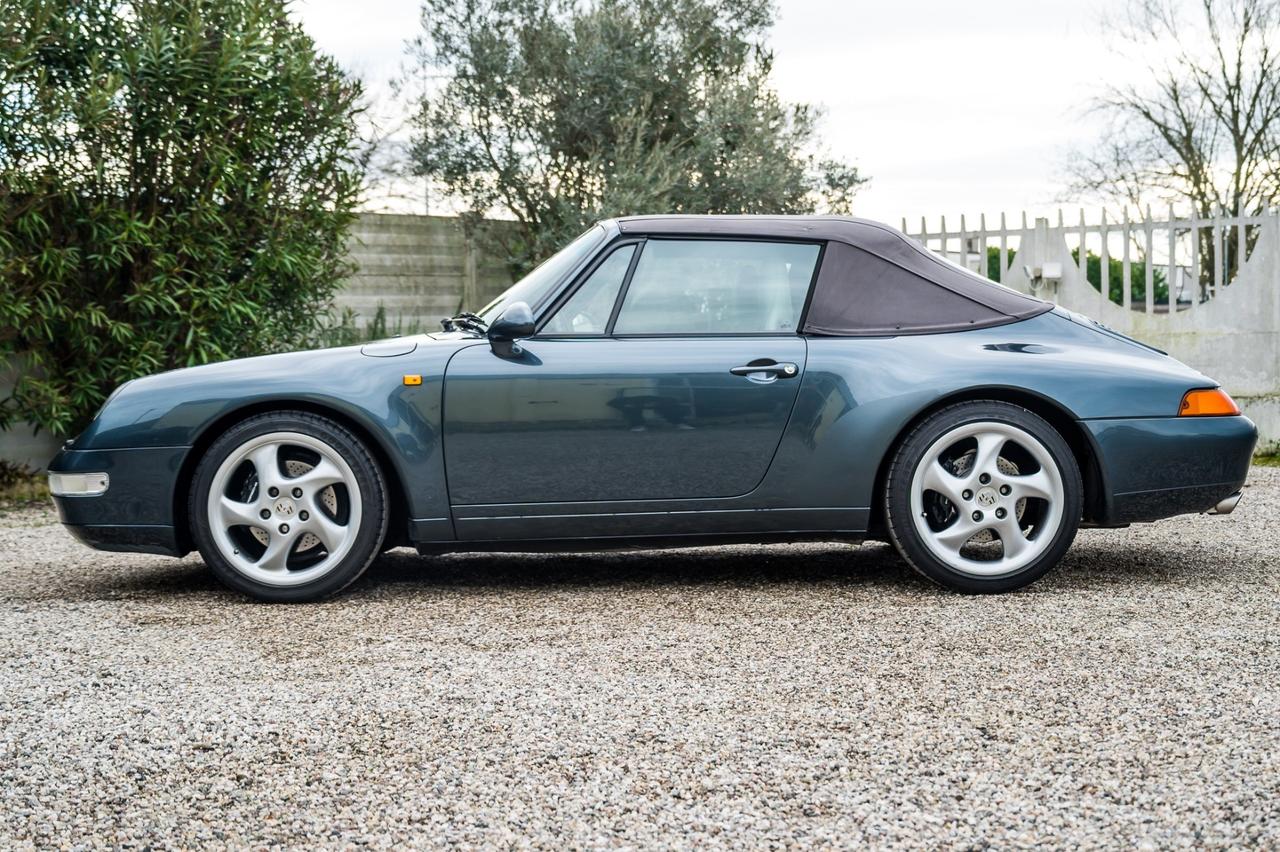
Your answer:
64,335 -> 470,527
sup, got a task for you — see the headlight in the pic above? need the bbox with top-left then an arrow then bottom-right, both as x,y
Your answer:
48,472 -> 110,496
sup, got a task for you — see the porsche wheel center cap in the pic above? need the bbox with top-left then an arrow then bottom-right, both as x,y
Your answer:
976,487 -> 999,508
273,498 -> 296,517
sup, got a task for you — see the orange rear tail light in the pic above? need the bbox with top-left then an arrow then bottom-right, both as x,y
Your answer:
1178,388 -> 1240,416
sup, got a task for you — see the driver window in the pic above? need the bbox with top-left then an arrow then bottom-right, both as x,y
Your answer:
540,244 -> 636,335
611,239 -> 819,335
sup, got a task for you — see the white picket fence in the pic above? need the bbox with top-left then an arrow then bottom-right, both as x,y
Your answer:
904,208 -> 1280,450
905,208 -> 1268,311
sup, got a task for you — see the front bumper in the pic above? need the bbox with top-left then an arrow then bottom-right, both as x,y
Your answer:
62,523 -> 184,556
1084,415 -> 1257,524
48,445 -> 191,557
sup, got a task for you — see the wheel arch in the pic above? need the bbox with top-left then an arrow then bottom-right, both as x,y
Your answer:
865,386 -> 1108,538
173,400 -> 413,554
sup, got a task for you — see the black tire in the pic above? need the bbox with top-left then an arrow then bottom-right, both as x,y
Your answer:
189,411 -> 389,602
883,400 -> 1083,593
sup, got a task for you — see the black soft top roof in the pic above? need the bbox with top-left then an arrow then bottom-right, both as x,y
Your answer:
615,215 -> 1051,336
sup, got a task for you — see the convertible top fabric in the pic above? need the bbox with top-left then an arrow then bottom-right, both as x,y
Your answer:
615,215 -> 1052,336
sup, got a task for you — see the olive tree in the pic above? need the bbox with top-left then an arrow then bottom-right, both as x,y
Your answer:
405,0 -> 865,273
0,0 -> 365,436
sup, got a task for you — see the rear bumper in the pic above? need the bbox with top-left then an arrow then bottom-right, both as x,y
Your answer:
48,445 -> 190,556
1084,415 -> 1257,523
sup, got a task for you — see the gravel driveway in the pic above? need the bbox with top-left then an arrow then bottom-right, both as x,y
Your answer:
2,468 -> 1278,848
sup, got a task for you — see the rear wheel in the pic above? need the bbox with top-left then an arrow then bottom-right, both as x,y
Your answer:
884,401 -> 1082,593
189,411 -> 388,602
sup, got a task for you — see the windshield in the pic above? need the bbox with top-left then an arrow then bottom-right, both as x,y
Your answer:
477,225 -> 607,323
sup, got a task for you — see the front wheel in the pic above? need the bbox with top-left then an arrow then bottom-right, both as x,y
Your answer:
189,411 -> 389,602
884,401 -> 1082,593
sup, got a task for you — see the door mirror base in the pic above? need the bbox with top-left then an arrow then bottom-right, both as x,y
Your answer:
490,339 -> 524,359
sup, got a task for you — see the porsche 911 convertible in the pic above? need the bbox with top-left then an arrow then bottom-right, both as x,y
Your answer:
48,216 -> 1257,601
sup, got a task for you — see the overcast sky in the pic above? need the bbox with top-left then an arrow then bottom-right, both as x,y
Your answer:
295,0 -> 1125,228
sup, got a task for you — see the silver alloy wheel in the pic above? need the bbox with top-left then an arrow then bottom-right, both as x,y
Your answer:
908,420 -> 1065,577
206,431 -> 362,587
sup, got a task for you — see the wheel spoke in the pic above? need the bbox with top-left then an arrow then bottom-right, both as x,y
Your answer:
1010,469 -> 1055,502
307,513 -> 346,552
996,516 -> 1031,560
932,517 -> 981,553
921,459 -> 966,505
218,496 -> 261,529
248,443 -> 284,492
290,458 -> 345,490
970,432 -> 1005,479
257,532 -> 295,572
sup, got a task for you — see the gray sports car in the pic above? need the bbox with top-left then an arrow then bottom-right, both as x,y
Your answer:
48,216 -> 1257,601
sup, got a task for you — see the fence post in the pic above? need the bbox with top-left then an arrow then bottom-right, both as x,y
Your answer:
1189,209 -> 1199,310
463,232 -> 478,312
1122,208 -> 1132,312
1145,205 -> 1156,314
1167,204 -> 1177,312
1099,209 -> 1109,312
1237,207 -> 1247,279
999,213 -> 1009,282
1214,205 -> 1224,297
979,213 -> 988,280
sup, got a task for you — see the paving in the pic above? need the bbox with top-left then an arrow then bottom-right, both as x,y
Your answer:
1,468 -> 1277,848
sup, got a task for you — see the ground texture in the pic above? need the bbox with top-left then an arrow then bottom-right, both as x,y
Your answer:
1,469 -> 1277,848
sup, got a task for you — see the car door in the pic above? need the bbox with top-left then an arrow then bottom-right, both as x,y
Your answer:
442,237 -> 821,525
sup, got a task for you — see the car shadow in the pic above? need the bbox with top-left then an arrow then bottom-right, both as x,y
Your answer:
38,533 -> 1244,604
357,540 -> 918,594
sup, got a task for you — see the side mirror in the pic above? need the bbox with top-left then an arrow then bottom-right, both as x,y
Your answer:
487,301 -> 535,358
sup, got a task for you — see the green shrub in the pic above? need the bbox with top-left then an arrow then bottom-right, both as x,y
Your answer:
0,0 -> 365,436
1071,248 -> 1169,305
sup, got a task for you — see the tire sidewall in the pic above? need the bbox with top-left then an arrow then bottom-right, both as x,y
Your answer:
190,412 -> 388,602
885,402 -> 1083,593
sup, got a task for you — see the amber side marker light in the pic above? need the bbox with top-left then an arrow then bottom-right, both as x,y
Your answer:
1179,388 -> 1240,416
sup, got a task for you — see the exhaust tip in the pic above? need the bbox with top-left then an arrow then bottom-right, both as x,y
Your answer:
1209,491 -> 1243,515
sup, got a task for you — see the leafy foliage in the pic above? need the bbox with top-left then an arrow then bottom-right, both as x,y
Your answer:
0,0 -> 365,436
406,0 -> 866,275
1072,248 -> 1169,306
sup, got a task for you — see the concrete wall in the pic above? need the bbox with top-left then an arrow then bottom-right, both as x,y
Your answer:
334,214 -> 516,333
0,364 -> 63,472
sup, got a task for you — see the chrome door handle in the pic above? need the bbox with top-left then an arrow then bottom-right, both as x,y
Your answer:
729,361 -> 799,378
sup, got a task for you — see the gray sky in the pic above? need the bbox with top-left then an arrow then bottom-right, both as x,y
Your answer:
295,0 -> 1123,228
